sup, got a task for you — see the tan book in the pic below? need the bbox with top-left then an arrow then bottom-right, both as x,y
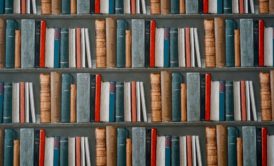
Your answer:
260,72 -> 272,121
270,70 -> 274,120
106,18 -> 116,68
13,139 -> 20,166
181,83 -> 187,122
106,126 -> 117,166
70,0 -> 77,14
150,73 -> 162,122
234,29 -> 241,67
96,128 -> 106,166
0,19 -> 5,68
70,84 -> 76,123
126,138 -> 132,166
204,19 -> 216,68
150,0 -> 160,14
270,0 -> 274,13
125,30 -> 132,68
41,0 -> 51,14
95,20 -> 106,68
259,0 -> 269,13
15,30 -> 21,69
50,72 -> 61,123
161,71 -> 171,122
179,0 -> 185,13
237,137 -> 243,166
40,74 -> 51,123
160,0 -> 169,14
51,0 -> 61,15
214,17 -> 225,67
216,125 -> 227,166
206,127 -> 217,166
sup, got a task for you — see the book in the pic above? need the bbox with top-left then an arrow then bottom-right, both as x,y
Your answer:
5,20 -> 17,68
151,128 -> 157,166
12,83 -> 19,123
51,0 -> 61,14
234,29 -> 241,67
95,20 -> 106,68
206,127 -> 217,165
51,72 -> 61,123
21,19 -> 35,68
60,137 -> 68,166
260,72 -> 271,121
187,73 -> 200,121
106,126 -> 117,166
165,136 -> 171,166
259,20 -> 265,67
0,19 -> 5,68
211,81 -> 219,121
45,28 -> 54,68
100,82 -> 110,122
186,0 -> 198,13
237,137 -> 243,166
126,138 -> 132,166
115,82 -> 124,122
228,127 -> 237,166
242,126 -> 257,166
54,28 -> 60,68
155,28 -> 164,67
240,19 -> 254,67
215,17 -> 225,67
170,28 -> 178,67
41,0 -> 51,14
77,0 -> 90,14
164,28 -> 170,67
45,137 -> 54,166
68,137 -> 76,165
96,128 -> 106,166
150,73 -> 161,122
3,83 -> 12,123
264,27 -> 273,66
124,82 -> 131,122
69,28 -> 76,68
117,128 -> 127,166
259,0 -> 269,13
132,19 -> 145,68
106,18 -> 116,68
132,127 -> 146,166
76,73 -> 90,122
4,129 -> 15,166
261,128 -> 266,166
39,129 -> 46,166
157,136 -> 165,166
125,30 -> 132,68
131,81 -> 137,122
161,71 -> 171,122
233,81 -> 241,121
225,19 -> 235,67
61,74 -> 72,122
204,19 -> 215,67
115,0 -> 123,13
181,83 -> 187,121
116,19 -> 126,68
225,81 -> 234,121
217,125 -> 227,165
61,0 -> 70,14
171,136 -> 180,166
40,20 -> 46,68
109,81 -> 116,122
13,139 -> 19,166
172,73 -> 182,122
70,84 -> 76,123
20,128 -> 34,166
95,74 -> 102,122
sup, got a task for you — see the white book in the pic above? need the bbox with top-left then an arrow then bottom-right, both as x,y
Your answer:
136,82 -> 141,122
81,137 -> 86,166
195,136 -> 202,166
140,82 -> 147,122
156,136 -> 165,166
69,29 -> 76,68
141,0 -> 146,14
178,28 -> 185,67
245,81 -> 251,121
233,81 -> 241,121
124,82 -> 131,122
13,0 -> 21,14
249,81 -> 257,121
232,0 -> 239,13
245,0 -> 248,13
210,81 -> 220,121
264,27 -> 273,66
100,82 -> 110,122
155,28 -> 164,67
26,0 -> 31,14
85,137 -> 91,166
12,83 -> 19,123
192,136 -> 197,166
32,0 -> 37,14
45,28 -> 55,68
208,0 -> 217,13
29,82 -> 36,123
179,136 -> 187,166
124,0 -> 131,14
68,137 -> 76,166
267,135 -> 274,166
81,29 -> 86,68
190,28 -> 195,67
136,0 -> 140,14
194,28 -> 201,67
25,82 -> 30,123
249,0 -> 254,13
44,137 -> 54,166
100,0 -> 109,14
84,28 -> 92,68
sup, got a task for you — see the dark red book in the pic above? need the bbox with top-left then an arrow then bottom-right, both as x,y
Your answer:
20,82 -> 25,123
203,0 -> 208,13
150,128 -> 157,166
95,0 -> 100,14
40,20 -> 46,68
95,74 -> 102,122
131,0 -> 136,14
149,20 -> 156,68
185,27 -> 191,67
240,81 -> 247,121
76,137 -> 81,166
131,81 -> 137,122
76,28 -> 81,68
21,0 -> 26,14
205,73 -> 211,121
262,127 -> 267,166
259,20 -> 265,67
187,136 -> 193,166
39,129 -> 46,166
239,0 -> 244,14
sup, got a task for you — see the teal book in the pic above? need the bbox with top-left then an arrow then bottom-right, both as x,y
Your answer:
225,19 -> 235,67
132,127 -> 146,166
165,136 -> 171,166
20,128 -> 34,166
109,0 -> 115,13
240,19 -> 254,67
225,81 -> 234,121
54,137 -> 60,166
4,129 -> 15,166
54,28 -> 61,68
60,137 -> 68,166
172,73 -> 182,122
228,127 -> 237,166
117,128 -> 127,166
115,0 -> 123,14
21,19 -> 35,68
170,28 -> 178,67
5,20 -> 17,68
223,0 -> 232,13
0,83 -> 3,123
217,0 -> 223,14
185,0 -> 198,14
164,28 -> 170,67
171,136 -> 179,166
4,0 -> 12,14
109,81 -> 116,122
219,81 -> 225,121
116,20 -> 126,68
77,0 -> 90,14
60,28 -> 69,68
242,126 -> 257,166
61,74 -> 72,123
3,83 -> 12,123
0,0 -> 4,14
62,0 -> 70,14
171,0 -> 179,14
115,82 -> 124,122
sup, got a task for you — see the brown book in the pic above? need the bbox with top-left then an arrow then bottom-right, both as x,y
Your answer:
206,127 -> 217,166
51,0 -> 61,15
131,0 -> 136,14
179,0 -> 185,13
15,30 -> 21,68
234,29 -> 241,67
160,0 -> 169,14
96,128 -> 106,166
76,28 -> 81,68
126,138 -> 132,166
95,20 -> 106,68
0,19 -> 5,68
70,0 -> 77,14
50,72 -> 61,123
270,0 -> 274,13
237,137 -> 243,166
41,0 -> 51,14
0,129 -> 3,165
20,82 -> 25,123
106,126 -> 117,166
214,17 -> 225,67
125,30 -> 132,68
70,84 -> 76,123
161,71 -> 171,122
131,81 -> 137,122
76,137 -> 81,166
204,19 -> 216,67
150,0 -> 161,14
216,125 -> 227,166
270,70 -> 274,120
186,136 -> 192,166
259,0 -> 269,13
106,18 -> 116,68
21,0 -> 26,14
40,74 -> 51,123
13,139 -> 20,166
150,73 -> 162,122
181,83 -> 187,122
260,72 -> 272,121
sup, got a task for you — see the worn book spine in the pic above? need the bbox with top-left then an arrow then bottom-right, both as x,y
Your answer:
116,20 -> 126,68
20,128 -> 34,166
228,127 -> 237,166
40,74 -> 51,123
187,73 -> 200,121
4,129 -> 15,166
186,0 -> 199,13
96,128 -> 106,166
117,128 -> 127,166
150,0 -> 160,14
77,0 -> 90,14
125,30 -> 132,68
270,0 -> 274,13
260,72 -> 272,121
115,82 -> 124,122
5,20 -> 16,68
13,139 -> 19,166
217,125 -> 227,166
271,71 -> 274,120
106,126 -> 117,166
234,29 -> 240,67
172,73 -> 182,122
242,126 -> 257,166
60,28 -> 69,68
41,0 -> 51,14
132,19 -> 145,67
0,19 -> 5,68
62,0 -> 70,14
70,84 -> 76,123
206,127 -> 217,165
204,19 -> 215,67
15,30 -> 21,68
161,71 -> 172,122
170,28 -> 178,67
70,0 -> 76,14
95,74 -> 102,122
259,0 -> 269,13
95,20 -> 106,68
61,74 -> 72,122
214,17 -> 225,67
51,0 -> 61,14
225,19 -> 235,67
106,18 -> 116,68
160,0 -> 169,14
225,81 -> 234,121
132,127 -> 146,166
240,19 -> 254,67
77,73 -> 91,122
50,72 -> 61,123
151,73 -> 161,122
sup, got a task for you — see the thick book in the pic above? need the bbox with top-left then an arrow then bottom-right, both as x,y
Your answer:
51,72 -> 61,123
5,20 -> 17,68
206,127 -> 217,165
3,83 -> 12,123
4,129 -> 15,166
45,137 -> 54,166
106,18 -> 116,68
260,72 -> 271,121
20,128 -> 34,166
117,128 -> 127,166
132,127 -> 146,166
76,73 -> 90,122
116,20 -> 126,68
100,82 -> 110,122
240,19 -> 254,67
172,73 -> 182,122
228,127 -> 237,166
68,137 -> 76,165
185,0 -> 198,13
217,125 -> 227,165
51,0 -> 61,15
0,83 -> 3,123
0,19 -> 5,68
204,19 -> 215,67
170,28 -> 178,67
186,73 -> 200,121
150,73 -> 161,122
95,20 -> 106,68
21,19 -> 35,68
40,74 -> 51,123
242,126 -> 257,166
264,27 -> 273,66
132,19 -> 145,67
45,28 -> 55,68
106,126 -> 117,166
233,81 -> 241,121
77,0 -> 90,14
157,136 -> 165,166
215,17 -> 225,67
61,74 -> 72,122
95,128 -> 106,165
161,71 -> 171,122
225,19 -> 235,67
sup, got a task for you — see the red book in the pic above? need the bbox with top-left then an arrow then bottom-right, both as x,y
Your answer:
21,0 -> 26,14
95,0 -> 100,14
239,0 -> 244,14
185,27 -> 191,67
39,129 -> 46,166
240,81 -> 247,121
131,0 -> 136,14
95,74 -> 102,122
186,136 -> 193,166
131,81 -> 137,122
203,0 -> 208,13
40,20 -> 47,68
76,28 -> 81,68
20,82 -> 25,123
150,128 -> 157,166
205,73 -> 211,121
76,137 -> 81,166
262,127 -> 267,166
149,20 -> 156,68
259,20 -> 265,67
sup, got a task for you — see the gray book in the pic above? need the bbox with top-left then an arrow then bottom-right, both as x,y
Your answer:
20,128 -> 34,166
76,73 -> 90,122
131,19 -> 145,68
186,73 -> 200,121
132,127 -> 146,166
77,0 -> 90,14
186,0 -> 199,14
240,19 -> 254,67
242,126 -> 257,166
21,19 -> 35,68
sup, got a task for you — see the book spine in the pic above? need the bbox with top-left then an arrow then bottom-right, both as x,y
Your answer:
0,19 -> 4,68
217,125 -> 228,165
172,73 -> 182,122
242,126 -> 257,165
145,21 -> 150,67
4,0 -> 13,13
171,136 -> 179,166
161,71 -> 172,122
21,19 -> 35,68
3,83 -> 12,123
77,0 -> 90,14
61,74 -> 72,123
186,73 -> 200,121
54,28 -> 60,68
259,0 -> 269,13
4,129 -> 15,166
181,83 -> 187,121
109,81 -> 116,122
95,19 -> 106,68
150,73 -> 161,122
125,30 -> 132,68
217,0 -> 223,13
41,0 -> 51,14
116,20 -> 126,68
234,29 -> 240,67
115,0 -> 123,13
225,19 -> 235,67
75,137 -> 81,166
60,137 -> 68,166
200,74 -> 205,120
146,129 -> 151,166
132,127 -> 146,165
219,81 -> 225,121
163,28 -> 170,67
204,19 -> 215,67
115,82 -> 124,122
61,0 -> 70,14
0,0 -> 4,14
40,74 -> 51,123
117,128 -> 127,166
240,80 -> 247,121
149,20 -> 156,68
0,83 -> 3,123
95,128 -> 106,165
259,20 -> 265,67
239,0 -> 244,13
131,81 -> 137,122
5,20 -> 16,68
39,129 -> 46,166
131,19 -> 145,68
253,20 -> 259,67
170,28 -> 178,67
223,0 -> 232,13
106,126 -> 117,166
151,128 -> 157,166
240,19 -> 254,67
51,0 -> 61,15
126,138 -> 132,166
39,20 -> 46,68
260,72 -> 272,121
206,127 -> 217,165
237,137 -> 243,166
109,0 -> 115,13
51,72 -> 61,123
70,84 -> 76,123
76,28 -> 81,68
257,128 -> 262,166
106,18 -> 116,68
205,73 -> 211,121
228,127 -> 237,166
186,135 -> 192,166
60,28 -> 69,68
170,0 -> 179,13
13,139 -> 19,166
90,75 -> 96,121
225,81 -> 234,121
203,0 -> 208,13
186,0 -> 199,13
20,82 -> 25,123
34,21 -> 40,67
262,127 -> 267,166
165,136 -> 171,166
95,74 -> 102,122
215,17 -> 225,67
53,137 -> 60,166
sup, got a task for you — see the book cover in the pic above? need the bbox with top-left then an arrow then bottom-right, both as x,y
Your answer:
186,73 -> 200,121
132,127 -> 146,166
20,128 -> 34,166
172,73 -> 182,122
170,28 -> 178,67
240,19 -> 254,67
242,126 -> 257,166
61,73 -> 72,122
132,19 -> 145,68
116,20 -> 126,68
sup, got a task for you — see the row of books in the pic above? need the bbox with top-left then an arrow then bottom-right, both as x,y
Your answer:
1,129 -> 91,165
95,127 -> 202,166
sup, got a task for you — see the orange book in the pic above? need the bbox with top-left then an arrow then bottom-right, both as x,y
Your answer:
76,28 -> 81,68
131,81 -> 137,122
21,0 -> 26,14
20,82 -> 25,123
131,0 -> 136,14
15,30 -> 21,68
76,137 -> 81,166
187,136 -> 193,166
240,81 -> 247,121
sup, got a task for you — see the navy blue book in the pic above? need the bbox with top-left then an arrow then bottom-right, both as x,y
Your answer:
172,73 -> 182,122
61,74 -> 73,123
4,0 -> 12,14
217,0 -> 223,14
115,0 -> 123,14
54,28 -> 61,68
170,28 -> 178,67
225,81 -> 234,121
35,21 -> 41,67
228,127 -> 237,166
253,20 -> 259,66
200,74 -> 205,120
60,137 -> 68,166
116,20 -> 126,68
0,0 -> 4,14
60,28 -> 69,68
115,82 -> 124,122
219,81 -> 225,121
4,129 -> 15,166
0,83 -> 3,123
146,129 -> 151,166
164,28 -> 170,67
171,136 -> 179,166
90,75 -> 96,121
117,128 -> 127,166
171,0 -> 179,14
225,19 -> 235,67
3,83 -> 12,123
109,0 -> 115,13
54,137 -> 60,166
109,81 -> 116,122
223,0 -> 232,13
34,130 -> 40,166
145,21 -> 150,67
5,20 -> 17,68
256,128 -> 262,166
62,0 -> 71,14
165,136 -> 171,166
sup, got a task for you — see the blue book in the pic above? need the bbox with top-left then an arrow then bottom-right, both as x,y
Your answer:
253,20 -> 259,66
0,0 -> 4,14
60,137 -> 68,166
132,19 -> 145,68
21,19 -> 35,68
20,128 -> 34,166
228,127 -> 237,166
170,0 -> 179,14
225,81 -> 234,121
164,28 -> 170,67
242,126 -> 257,166
185,0 -> 198,14
3,83 -> 12,123
90,75 -> 96,121
225,19 -> 235,67
116,20 -> 126,68
219,81 -> 225,121
217,0 -> 223,14
54,137 -> 60,166
4,0 -> 12,14
109,81 -> 116,122
200,74 -> 205,120
171,136 -> 179,166
172,73 -> 182,122
165,136 -> 171,166
61,74 -> 72,123
5,20 -> 17,68
170,28 -> 178,67
115,0 -> 123,14
4,129 -> 15,166
109,0 -> 115,13
60,28 -> 69,68
223,0 -> 232,13
54,28 -> 61,68
117,128 -> 127,166
115,82 -> 124,122
62,0 -> 71,14
0,83 -> 3,123
34,130 -> 40,166
35,21 -> 41,67
240,19 -> 254,67
132,127 -> 146,166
